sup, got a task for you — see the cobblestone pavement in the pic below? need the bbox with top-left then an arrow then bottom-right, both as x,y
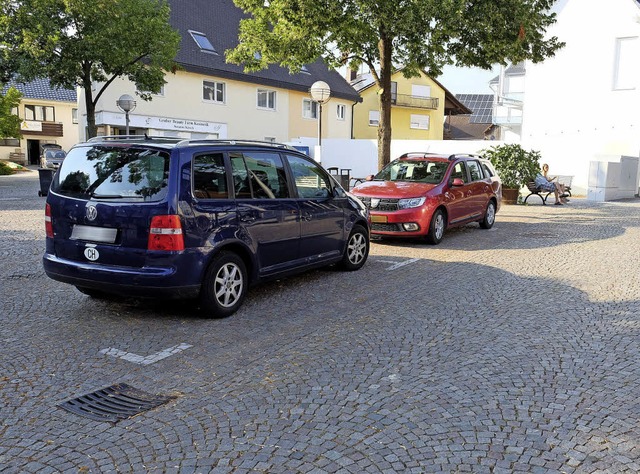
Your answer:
2,169 -> 640,473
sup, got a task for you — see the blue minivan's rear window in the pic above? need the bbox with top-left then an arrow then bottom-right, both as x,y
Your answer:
51,145 -> 171,201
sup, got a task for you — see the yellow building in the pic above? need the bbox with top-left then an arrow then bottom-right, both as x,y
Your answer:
351,70 -> 470,140
79,0 -> 360,146
1,78 -> 78,165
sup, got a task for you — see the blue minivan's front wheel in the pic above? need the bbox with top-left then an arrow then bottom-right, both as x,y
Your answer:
200,251 -> 248,318
339,224 -> 369,271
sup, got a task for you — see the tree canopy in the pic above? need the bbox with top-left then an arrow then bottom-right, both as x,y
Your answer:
0,86 -> 22,140
0,0 -> 181,138
227,0 -> 564,169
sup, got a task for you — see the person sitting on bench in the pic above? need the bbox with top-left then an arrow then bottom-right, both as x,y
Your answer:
535,163 -> 567,205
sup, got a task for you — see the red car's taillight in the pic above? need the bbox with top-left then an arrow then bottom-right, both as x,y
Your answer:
45,203 -> 54,238
148,215 -> 184,251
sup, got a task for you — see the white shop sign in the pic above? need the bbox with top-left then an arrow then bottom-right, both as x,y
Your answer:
21,120 -> 43,132
98,112 -> 225,134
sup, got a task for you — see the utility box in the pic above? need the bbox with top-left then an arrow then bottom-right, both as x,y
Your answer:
327,167 -> 351,190
587,156 -> 640,202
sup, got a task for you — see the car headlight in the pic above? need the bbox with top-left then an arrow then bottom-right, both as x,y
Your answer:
398,197 -> 426,209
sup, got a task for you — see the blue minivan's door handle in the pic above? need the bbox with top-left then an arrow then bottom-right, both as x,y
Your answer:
238,211 -> 256,223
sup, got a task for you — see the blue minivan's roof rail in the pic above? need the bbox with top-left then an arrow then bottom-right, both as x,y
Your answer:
85,136 -> 299,150
175,139 -> 296,150
86,135 -> 182,143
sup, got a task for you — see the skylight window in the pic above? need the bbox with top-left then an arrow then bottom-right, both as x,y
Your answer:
189,30 -> 218,55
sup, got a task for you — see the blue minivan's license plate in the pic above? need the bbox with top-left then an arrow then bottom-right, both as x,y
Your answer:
71,225 -> 118,243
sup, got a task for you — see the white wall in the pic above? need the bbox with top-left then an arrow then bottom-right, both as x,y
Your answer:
318,139 -> 503,180
521,0 -> 640,194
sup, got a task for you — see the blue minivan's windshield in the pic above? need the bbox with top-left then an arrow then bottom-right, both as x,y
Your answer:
375,160 -> 449,184
51,145 -> 170,201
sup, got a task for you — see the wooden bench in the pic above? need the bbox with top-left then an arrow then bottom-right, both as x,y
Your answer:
556,175 -> 573,196
524,175 -> 573,205
524,181 -> 553,205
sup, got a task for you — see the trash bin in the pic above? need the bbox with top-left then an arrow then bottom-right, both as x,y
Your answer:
37,168 -> 55,197
327,167 -> 351,191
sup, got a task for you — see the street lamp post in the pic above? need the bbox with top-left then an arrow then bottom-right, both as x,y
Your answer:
116,94 -> 137,136
309,81 -> 331,146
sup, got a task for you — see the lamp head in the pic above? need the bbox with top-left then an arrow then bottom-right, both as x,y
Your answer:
310,81 -> 331,104
116,94 -> 137,112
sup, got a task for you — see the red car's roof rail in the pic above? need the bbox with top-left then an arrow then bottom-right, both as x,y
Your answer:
398,152 -> 444,159
448,153 -> 484,161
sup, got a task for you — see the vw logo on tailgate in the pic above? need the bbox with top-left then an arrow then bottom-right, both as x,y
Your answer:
86,205 -> 98,221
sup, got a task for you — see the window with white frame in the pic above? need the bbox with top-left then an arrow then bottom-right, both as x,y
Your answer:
613,37 -> 638,90
72,108 -> 78,124
369,110 -> 379,126
257,89 -> 277,110
25,105 -> 55,121
410,114 -> 430,130
203,80 -> 225,103
336,104 -> 345,120
303,99 -> 318,119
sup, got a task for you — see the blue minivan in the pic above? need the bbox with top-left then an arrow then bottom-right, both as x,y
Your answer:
43,137 -> 370,317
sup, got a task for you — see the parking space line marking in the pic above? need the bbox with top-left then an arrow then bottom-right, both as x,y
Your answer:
378,258 -> 420,271
99,343 -> 192,365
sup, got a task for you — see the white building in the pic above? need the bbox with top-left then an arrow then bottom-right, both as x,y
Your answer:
520,0 -> 640,194
490,63 -> 525,142
1,78 -> 78,165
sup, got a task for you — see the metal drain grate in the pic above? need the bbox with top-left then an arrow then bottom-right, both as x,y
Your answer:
58,383 -> 175,422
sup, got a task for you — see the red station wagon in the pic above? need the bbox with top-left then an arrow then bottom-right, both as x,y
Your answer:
350,153 -> 502,244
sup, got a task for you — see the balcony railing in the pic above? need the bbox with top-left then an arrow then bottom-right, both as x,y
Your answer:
391,94 -> 439,110
20,121 -> 64,137
493,115 -> 523,125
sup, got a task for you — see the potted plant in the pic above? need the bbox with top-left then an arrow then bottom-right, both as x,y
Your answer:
482,144 -> 541,204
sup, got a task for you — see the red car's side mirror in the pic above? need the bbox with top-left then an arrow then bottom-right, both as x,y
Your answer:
451,178 -> 465,186
365,174 -> 375,181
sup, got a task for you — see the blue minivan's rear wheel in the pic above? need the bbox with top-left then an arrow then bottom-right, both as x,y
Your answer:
339,224 -> 369,271
200,251 -> 247,318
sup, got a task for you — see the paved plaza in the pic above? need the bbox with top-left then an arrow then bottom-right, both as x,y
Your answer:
1,169 -> 640,473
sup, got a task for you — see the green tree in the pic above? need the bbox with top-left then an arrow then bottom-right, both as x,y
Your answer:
0,0 -> 181,138
227,0 -> 564,170
0,85 -> 22,140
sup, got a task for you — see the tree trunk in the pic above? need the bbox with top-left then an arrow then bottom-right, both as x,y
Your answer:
82,63 -> 97,139
377,33 -> 393,171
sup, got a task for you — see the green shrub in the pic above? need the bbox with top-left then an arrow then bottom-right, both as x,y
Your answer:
0,161 -> 15,175
482,144 -> 541,189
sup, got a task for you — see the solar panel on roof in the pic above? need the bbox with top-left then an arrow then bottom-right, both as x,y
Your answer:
456,94 -> 493,124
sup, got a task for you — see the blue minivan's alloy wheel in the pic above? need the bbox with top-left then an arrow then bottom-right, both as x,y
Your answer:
200,251 -> 248,318
339,225 -> 369,271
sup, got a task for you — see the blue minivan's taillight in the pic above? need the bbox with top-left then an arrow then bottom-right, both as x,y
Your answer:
148,215 -> 184,251
45,203 -> 54,238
